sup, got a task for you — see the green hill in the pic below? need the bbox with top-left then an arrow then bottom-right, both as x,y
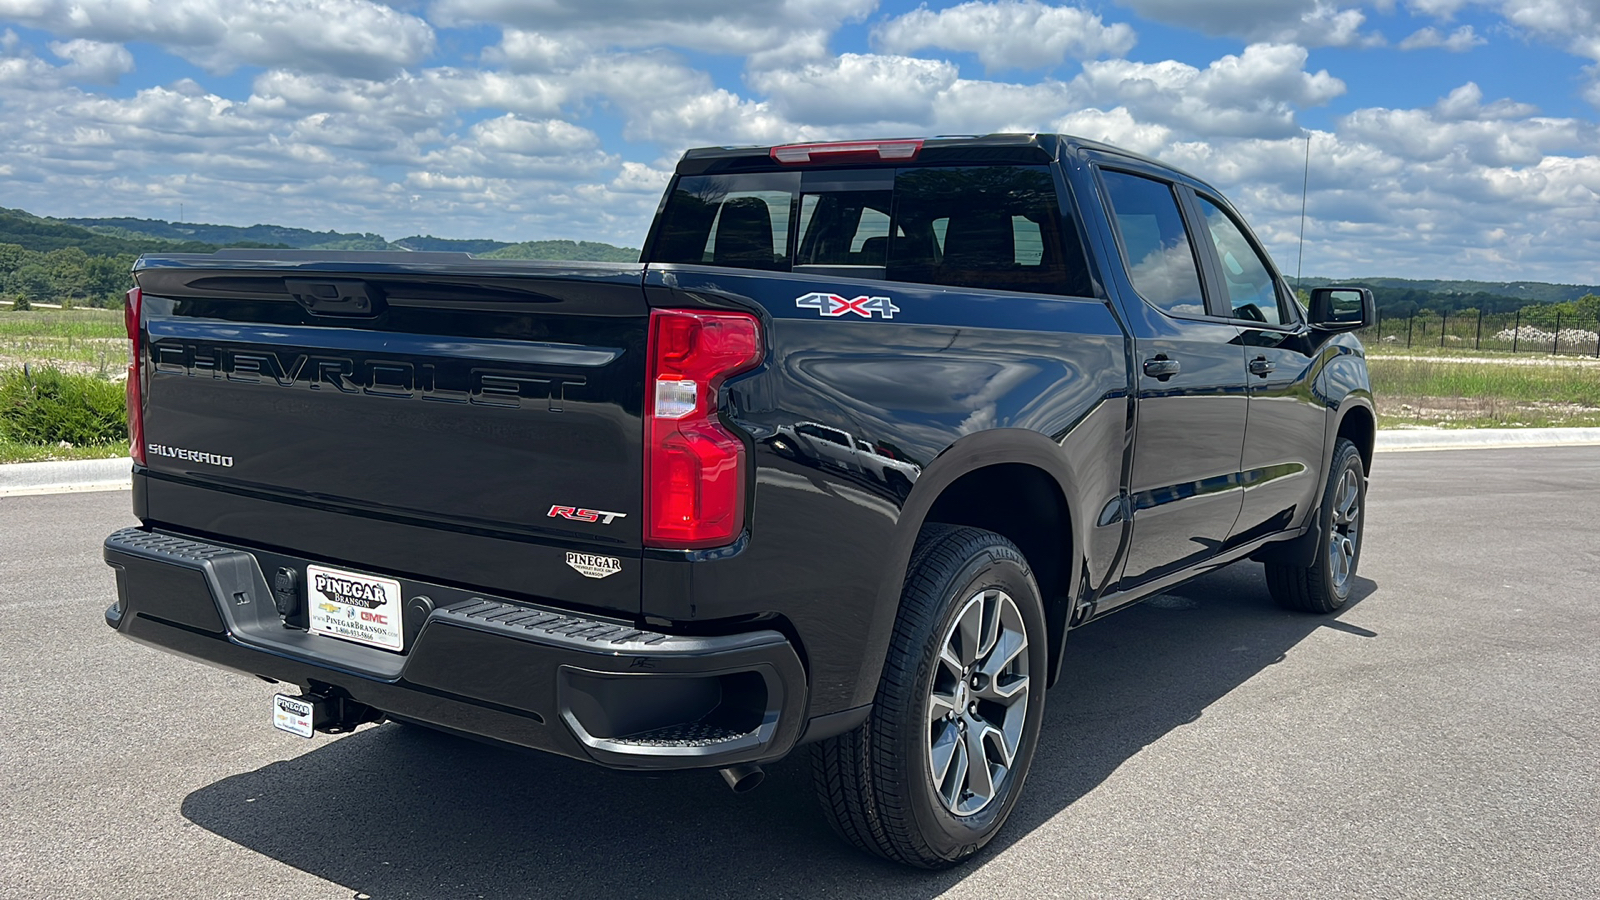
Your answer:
392,235 -> 511,254
1299,276 -> 1599,305
49,212 -> 639,261
481,240 -> 639,263
61,215 -> 388,251
0,208 -> 256,255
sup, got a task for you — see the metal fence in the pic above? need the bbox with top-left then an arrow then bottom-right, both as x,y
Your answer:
1358,309 -> 1600,357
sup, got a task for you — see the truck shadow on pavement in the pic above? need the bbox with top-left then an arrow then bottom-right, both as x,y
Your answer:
182,563 -> 1377,899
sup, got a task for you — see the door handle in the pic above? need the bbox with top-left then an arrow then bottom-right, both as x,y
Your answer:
1142,356 -> 1181,381
1249,356 -> 1276,377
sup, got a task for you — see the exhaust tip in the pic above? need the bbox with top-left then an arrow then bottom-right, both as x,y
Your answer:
719,764 -> 765,793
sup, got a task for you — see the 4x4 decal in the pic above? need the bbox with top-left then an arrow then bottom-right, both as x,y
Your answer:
795,292 -> 901,320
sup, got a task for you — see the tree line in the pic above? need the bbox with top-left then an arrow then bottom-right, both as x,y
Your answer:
1363,286 -> 1600,323
2,244 -> 137,310
3,235 -> 1593,320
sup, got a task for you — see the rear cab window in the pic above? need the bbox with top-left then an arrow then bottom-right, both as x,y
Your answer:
650,174 -> 795,270
648,164 -> 1093,296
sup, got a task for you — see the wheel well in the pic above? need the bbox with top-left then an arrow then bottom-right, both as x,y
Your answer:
922,463 -> 1073,678
1337,405 -> 1375,471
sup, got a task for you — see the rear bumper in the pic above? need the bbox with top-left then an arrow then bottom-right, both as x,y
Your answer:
103,527 -> 809,770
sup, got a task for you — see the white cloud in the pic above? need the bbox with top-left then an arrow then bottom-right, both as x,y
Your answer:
1498,0 -> 1600,59
1075,43 -> 1346,138
1399,25 -> 1487,51
629,88 -> 804,149
1406,0 -> 1473,17
0,0 -> 436,78
434,0 -> 878,67
1055,106 -> 1172,155
1115,0 -> 1379,47
482,30 -> 587,72
751,53 -> 960,126
610,161 -> 671,194
416,115 -> 610,180
1340,84 -> 1582,166
874,0 -> 1136,71
0,0 -> 1598,283
470,114 -> 599,156
1434,81 -> 1538,119
928,79 -> 1076,132
47,39 -> 134,83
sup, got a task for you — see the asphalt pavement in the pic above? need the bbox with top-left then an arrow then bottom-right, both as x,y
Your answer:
1,448 -> 1597,899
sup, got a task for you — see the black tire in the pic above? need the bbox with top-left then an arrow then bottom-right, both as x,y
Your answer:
1266,437 -> 1367,613
811,525 -> 1049,868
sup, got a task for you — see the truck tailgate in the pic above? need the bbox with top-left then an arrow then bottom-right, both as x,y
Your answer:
132,253 -> 647,616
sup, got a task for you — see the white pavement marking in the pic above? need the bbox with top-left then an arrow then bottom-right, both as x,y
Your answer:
1375,427 -> 1600,452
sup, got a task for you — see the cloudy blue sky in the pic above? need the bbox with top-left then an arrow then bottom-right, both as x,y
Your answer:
1,0 -> 1598,282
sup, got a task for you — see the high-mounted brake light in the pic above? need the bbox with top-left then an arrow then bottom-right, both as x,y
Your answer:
770,139 -> 923,165
644,309 -> 763,549
124,287 -> 145,466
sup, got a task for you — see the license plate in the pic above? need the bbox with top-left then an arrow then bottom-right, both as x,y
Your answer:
306,564 -> 405,651
273,694 -> 315,738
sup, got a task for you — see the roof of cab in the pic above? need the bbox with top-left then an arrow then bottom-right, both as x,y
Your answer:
673,132 -> 1205,186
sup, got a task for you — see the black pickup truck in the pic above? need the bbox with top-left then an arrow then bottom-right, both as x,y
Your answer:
104,133 -> 1374,867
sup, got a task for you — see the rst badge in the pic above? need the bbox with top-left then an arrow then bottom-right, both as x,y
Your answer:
548,505 -> 628,525
795,292 -> 901,320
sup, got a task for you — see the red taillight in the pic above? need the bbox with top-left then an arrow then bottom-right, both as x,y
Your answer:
644,309 -> 763,549
125,287 -> 145,466
770,139 -> 923,165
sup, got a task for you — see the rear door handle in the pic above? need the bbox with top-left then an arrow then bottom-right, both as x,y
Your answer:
1249,357 -> 1276,377
1142,357 -> 1181,381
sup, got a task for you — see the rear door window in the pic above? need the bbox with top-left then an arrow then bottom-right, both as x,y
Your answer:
1099,170 -> 1208,317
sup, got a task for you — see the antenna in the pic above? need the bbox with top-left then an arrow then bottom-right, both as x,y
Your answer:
1295,129 -> 1312,287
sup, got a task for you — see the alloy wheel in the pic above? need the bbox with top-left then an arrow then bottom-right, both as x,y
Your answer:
926,588 -> 1030,817
1328,467 -> 1362,592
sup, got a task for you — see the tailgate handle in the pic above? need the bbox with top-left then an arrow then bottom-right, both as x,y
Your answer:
285,279 -> 386,317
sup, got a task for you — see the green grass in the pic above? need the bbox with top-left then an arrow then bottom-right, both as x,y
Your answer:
0,305 -> 123,337
0,438 -> 128,464
1369,356 -> 1600,429
0,365 -> 128,463
0,306 -> 127,375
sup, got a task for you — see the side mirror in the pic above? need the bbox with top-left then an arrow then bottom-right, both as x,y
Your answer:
1309,286 -> 1374,331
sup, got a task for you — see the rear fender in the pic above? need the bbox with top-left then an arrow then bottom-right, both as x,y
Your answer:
851,429 -> 1086,708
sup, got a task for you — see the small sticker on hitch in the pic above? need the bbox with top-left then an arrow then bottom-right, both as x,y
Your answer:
272,693 -> 317,739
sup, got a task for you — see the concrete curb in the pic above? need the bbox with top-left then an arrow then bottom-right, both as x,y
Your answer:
3,429 -> 1599,497
0,457 -> 132,497
1375,427 -> 1600,452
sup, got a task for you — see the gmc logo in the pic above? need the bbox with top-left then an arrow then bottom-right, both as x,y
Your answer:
548,505 -> 628,526
360,611 -> 388,625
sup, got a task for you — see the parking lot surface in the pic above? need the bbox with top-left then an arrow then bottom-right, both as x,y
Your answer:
1,447 -> 1596,899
